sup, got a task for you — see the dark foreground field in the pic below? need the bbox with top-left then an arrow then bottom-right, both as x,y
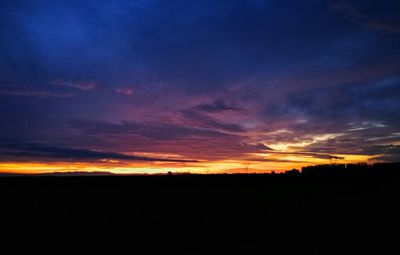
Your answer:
1,171 -> 399,254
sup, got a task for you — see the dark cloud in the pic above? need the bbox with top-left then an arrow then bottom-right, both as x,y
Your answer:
330,0 -> 400,33
0,141 -> 197,163
262,76 -> 400,128
242,157 -> 308,164
247,143 -> 273,151
0,70 -> 97,97
70,118 -> 238,141
180,110 -> 245,133
352,144 -> 400,162
290,132 -> 400,162
194,100 -> 247,113
0,86 -> 75,97
269,151 -> 343,160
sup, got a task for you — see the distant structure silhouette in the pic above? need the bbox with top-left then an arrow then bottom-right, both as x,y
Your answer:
329,155 -> 345,164
243,162 -> 250,174
285,169 -> 300,175
301,162 -> 400,176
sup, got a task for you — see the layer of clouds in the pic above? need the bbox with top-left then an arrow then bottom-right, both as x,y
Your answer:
0,140 -> 197,163
0,0 -> 399,168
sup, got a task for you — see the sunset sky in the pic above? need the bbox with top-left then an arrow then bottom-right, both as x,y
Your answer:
1,0 -> 399,174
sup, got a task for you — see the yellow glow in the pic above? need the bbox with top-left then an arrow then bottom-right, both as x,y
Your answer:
0,139 -> 378,175
268,133 -> 344,151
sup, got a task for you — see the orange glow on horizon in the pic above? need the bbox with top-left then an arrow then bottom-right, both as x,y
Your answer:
0,152 -> 377,175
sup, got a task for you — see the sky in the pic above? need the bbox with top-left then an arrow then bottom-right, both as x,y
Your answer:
1,0 -> 400,174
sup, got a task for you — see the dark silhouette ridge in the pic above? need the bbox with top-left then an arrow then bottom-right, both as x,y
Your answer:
1,162 -> 399,254
0,171 -> 117,177
301,162 -> 400,176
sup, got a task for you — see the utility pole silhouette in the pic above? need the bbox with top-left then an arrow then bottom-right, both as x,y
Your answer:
243,162 -> 250,174
329,156 -> 344,165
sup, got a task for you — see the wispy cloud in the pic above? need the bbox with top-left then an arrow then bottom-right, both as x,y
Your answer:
115,87 -> 134,95
330,1 -> 400,33
52,79 -> 98,91
0,86 -> 75,97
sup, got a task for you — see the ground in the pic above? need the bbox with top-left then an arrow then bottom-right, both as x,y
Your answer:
1,172 -> 399,254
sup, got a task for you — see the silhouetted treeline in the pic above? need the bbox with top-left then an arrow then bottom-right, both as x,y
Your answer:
301,162 -> 400,176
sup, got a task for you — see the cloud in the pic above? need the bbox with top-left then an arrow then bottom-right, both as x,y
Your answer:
115,87 -> 134,95
67,118 -> 270,161
254,76 -> 400,162
193,99 -> 247,113
243,157 -> 309,164
179,110 -> 245,133
70,118 -> 237,141
0,86 -> 75,97
0,142 -> 197,163
52,79 -> 98,91
330,1 -> 400,33
262,76 -> 400,129
346,121 -> 386,132
366,145 -> 400,162
247,142 -> 273,151
0,73 -> 95,97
